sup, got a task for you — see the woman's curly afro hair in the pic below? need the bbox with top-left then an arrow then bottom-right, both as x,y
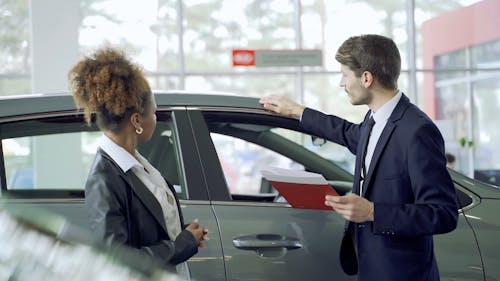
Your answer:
68,47 -> 151,132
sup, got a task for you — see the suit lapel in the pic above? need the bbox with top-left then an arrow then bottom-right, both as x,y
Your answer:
361,94 -> 410,197
122,171 -> 169,234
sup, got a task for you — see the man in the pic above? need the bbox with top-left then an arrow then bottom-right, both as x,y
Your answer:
259,34 -> 457,281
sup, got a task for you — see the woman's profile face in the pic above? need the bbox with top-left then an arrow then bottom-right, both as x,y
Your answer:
138,93 -> 157,143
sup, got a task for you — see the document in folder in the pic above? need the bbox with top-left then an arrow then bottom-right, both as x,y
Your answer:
261,167 -> 339,210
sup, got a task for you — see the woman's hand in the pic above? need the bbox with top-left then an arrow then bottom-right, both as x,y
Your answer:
185,219 -> 209,248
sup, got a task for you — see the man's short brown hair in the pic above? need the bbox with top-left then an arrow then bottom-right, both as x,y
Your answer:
335,34 -> 401,90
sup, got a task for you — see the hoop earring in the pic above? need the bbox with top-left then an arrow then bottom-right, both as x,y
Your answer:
135,127 -> 144,135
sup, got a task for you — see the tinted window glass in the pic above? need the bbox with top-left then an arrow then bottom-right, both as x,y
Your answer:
1,117 -> 99,190
204,112 -> 353,201
271,127 -> 354,174
1,113 -> 186,199
211,132 -> 303,196
137,113 -> 188,199
3,131 -> 99,190
455,186 -> 473,209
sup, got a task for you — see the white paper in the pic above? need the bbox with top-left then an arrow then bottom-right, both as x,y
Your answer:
261,166 -> 328,185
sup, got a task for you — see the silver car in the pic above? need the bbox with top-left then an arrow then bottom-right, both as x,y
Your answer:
1,92 -> 499,280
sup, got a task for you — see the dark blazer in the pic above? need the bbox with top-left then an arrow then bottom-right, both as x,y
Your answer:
301,94 -> 458,281
85,148 -> 198,270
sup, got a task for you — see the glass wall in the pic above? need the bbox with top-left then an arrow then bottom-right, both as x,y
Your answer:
0,0 -> 31,95
1,0 -> 499,178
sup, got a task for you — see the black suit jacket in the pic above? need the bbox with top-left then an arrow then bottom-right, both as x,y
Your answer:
301,94 -> 458,281
85,148 -> 198,270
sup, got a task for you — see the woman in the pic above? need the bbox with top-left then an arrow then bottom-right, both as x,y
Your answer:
68,47 -> 208,276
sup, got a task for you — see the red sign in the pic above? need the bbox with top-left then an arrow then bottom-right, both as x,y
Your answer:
232,49 -> 255,66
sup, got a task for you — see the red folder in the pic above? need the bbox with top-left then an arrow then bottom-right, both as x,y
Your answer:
261,167 -> 339,210
269,181 -> 339,210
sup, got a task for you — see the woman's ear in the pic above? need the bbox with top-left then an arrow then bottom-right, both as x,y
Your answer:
130,112 -> 142,129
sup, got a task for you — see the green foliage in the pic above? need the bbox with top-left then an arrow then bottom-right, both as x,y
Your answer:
0,0 -> 116,96
0,0 -> 29,73
459,136 -> 474,148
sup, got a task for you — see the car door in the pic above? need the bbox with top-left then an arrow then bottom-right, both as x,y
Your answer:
0,109 -> 225,281
187,108 -> 356,281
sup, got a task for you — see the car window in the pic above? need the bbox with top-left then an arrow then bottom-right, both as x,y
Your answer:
1,113 -> 187,199
137,112 -> 188,199
211,132 -> 304,196
204,112 -> 354,202
271,127 -> 355,174
3,132 -> 100,190
200,111 -> 354,202
1,117 -> 100,190
455,184 -> 473,209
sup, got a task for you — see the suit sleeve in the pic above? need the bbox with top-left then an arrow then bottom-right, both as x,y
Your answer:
85,172 -> 131,246
300,107 -> 362,154
85,172 -> 197,266
142,229 -> 198,265
373,123 -> 458,237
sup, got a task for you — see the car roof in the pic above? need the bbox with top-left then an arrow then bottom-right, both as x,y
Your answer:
0,91 -> 264,119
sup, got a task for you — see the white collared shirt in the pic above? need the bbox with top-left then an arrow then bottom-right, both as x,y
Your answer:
98,134 -> 182,240
364,90 -> 402,175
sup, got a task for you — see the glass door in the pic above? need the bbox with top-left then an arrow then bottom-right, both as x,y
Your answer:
472,76 -> 500,186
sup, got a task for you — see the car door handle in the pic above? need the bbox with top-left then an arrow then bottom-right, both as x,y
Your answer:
232,234 -> 303,250
232,234 -> 302,258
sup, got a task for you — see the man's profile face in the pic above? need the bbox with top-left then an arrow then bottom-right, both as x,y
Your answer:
339,64 -> 371,106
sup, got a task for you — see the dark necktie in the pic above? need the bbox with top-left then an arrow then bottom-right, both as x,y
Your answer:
359,116 -> 375,196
